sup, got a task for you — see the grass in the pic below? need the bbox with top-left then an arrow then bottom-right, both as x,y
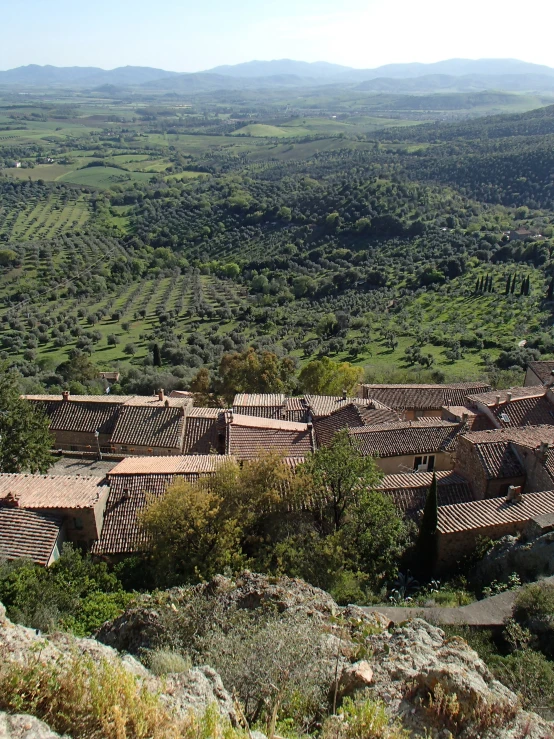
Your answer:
58,167 -> 155,188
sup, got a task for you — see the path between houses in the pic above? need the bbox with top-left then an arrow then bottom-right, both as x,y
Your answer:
365,575 -> 554,628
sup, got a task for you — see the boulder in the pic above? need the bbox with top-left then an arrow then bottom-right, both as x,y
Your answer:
0,713 -> 65,739
337,660 -> 374,698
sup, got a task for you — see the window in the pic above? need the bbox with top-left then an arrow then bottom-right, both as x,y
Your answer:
73,517 -> 83,530
413,455 -> 435,471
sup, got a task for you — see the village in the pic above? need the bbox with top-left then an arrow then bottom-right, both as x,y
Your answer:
0,360 -> 553,576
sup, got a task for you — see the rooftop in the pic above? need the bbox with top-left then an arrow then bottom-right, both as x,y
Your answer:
437,490 -> 554,534
233,393 -> 286,407
111,405 -> 185,449
0,507 -> 63,565
349,420 -> 463,457
0,474 -> 109,510
361,383 -> 491,410
462,426 -> 554,450
473,440 -> 525,479
227,414 -> 314,460
109,455 -> 232,475
527,361 -> 554,385
377,471 -> 475,517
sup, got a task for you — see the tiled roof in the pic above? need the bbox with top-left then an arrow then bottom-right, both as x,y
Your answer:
284,397 -> 310,423
463,426 -> 554,450
183,409 -> 223,454
0,507 -> 63,565
377,471 -> 475,517
348,420 -> 463,457
491,396 -> 554,429
313,404 -> 365,447
304,395 -> 379,419
227,414 -> 314,460
437,490 -> 554,534
473,441 -> 524,479
109,455 -> 233,475
360,383 -> 491,410
527,361 -> 554,384
94,461 -> 230,554
48,401 -> 123,434
0,474 -> 108,510
111,406 -> 185,449
233,393 -> 285,407
358,407 -> 401,425
122,395 -> 190,408
25,395 -> 131,403
467,386 -> 547,407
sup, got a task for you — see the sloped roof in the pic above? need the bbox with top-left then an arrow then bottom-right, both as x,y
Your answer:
437,490 -> 554,534
94,461 -> 230,555
233,393 -> 285,407
463,426 -> 554,450
0,507 -> 63,565
304,395 -> 381,419
109,455 -> 233,475
313,404 -> 366,448
227,414 -> 314,460
377,471 -> 475,517
361,383 -> 491,410
474,441 -> 524,479
349,420 -> 463,458
527,361 -> 554,384
48,401 -> 123,434
183,409 -> 223,455
0,474 -> 108,510
111,406 -> 185,449
467,386 -> 547,407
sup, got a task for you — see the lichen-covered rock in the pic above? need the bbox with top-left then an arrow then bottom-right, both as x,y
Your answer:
473,532 -> 554,585
0,713 -> 65,739
337,660 -> 374,698
0,603 -> 236,724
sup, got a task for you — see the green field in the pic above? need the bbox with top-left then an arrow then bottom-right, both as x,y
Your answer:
58,166 -> 155,188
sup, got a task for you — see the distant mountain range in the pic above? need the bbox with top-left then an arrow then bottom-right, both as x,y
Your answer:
2,59 -> 554,93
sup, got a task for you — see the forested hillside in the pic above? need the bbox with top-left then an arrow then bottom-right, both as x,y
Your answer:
0,86 -> 553,393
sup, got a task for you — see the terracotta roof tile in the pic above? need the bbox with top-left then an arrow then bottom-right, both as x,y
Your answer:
111,406 -> 185,449
109,455 -> 233,475
0,474 -> 108,510
0,507 -> 63,565
467,386 -> 547,406
377,471 -> 475,517
437,490 -> 554,534
463,426 -> 554,449
349,420 -> 463,457
305,395 -> 380,418
313,405 -> 365,447
233,393 -> 285,407
183,411 -> 224,454
228,414 -> 314,460
474,441 -> 524,479
360,383 -> 491,410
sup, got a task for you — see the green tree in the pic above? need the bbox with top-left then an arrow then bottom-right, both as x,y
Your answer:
218,348 -> 296,404
153,343 -> 162,367
296,430 -> 382,534
56,353 -> 98,384
0,367 -> 53,473
298,357 -> 362,396
416,472 -> 438,576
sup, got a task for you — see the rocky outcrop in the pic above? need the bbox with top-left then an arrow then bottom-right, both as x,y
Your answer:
0,713 -> 65,739
473,532 -> 554,585
0,602 -> 237,727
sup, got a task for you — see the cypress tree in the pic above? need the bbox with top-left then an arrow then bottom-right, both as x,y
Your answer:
479,276 -> 484,292
520,277 -> 526,296
526,276 -> 531,296
511,276 -> 517,294
153,342 -> 162,367
475,277 -> 480,293
417,473 -> 439,576
488,274 -> 494,292
505,274 -> 511,295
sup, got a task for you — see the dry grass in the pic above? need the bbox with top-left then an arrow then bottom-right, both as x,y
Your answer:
0,650 -> 245,739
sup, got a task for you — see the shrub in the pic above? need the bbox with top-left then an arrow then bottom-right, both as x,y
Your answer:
148,649 -> 191,676
513,581 -> 554,657
322,696 -> 408,739
490,649 -> 554,717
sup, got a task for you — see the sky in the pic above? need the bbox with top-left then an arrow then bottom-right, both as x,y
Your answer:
2,0 -> 554,72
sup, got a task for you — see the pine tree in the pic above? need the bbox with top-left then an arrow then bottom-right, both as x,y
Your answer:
416,473 -> 439,576
505,274 -> 511,295
153,342 -> 162,367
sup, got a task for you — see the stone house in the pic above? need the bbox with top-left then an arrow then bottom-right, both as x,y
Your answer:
348,420 -> 464,474
0,473 -> 109,553
436,490 -> 554,571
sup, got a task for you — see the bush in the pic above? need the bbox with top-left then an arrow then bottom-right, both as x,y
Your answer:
147,649 -> 191,676
322,696 -> 408,739
513,581 -> 554,657
490,649 -> 554,716
0,651 -> 243,739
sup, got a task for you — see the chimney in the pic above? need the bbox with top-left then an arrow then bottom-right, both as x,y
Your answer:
164,399 -> 169,407
0,492 -> 19,508
157,388 -> 165,402
307,422 -> 313,430
539,441 -> 550,461
495,394 -> 501,406
506,392 -> 512,403
342,389 -> 347,401
62,390 -> 69,402
507,485 -> 523,503
461,412 -> 469,422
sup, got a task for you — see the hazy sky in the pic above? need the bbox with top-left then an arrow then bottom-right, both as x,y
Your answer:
2,0 -> 554,71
